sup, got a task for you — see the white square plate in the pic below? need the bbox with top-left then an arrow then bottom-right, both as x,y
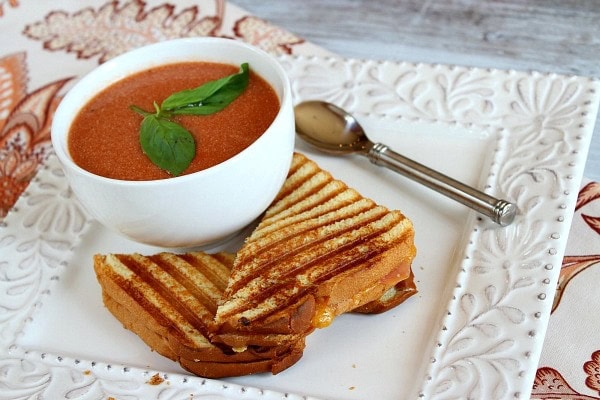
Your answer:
2,54 -> 599,400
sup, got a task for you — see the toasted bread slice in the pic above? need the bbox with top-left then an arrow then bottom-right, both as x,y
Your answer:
215,153 -> 417,347
94,251 -> 304,377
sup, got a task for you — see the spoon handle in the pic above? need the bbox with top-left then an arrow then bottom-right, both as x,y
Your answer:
367,143 -> 517,226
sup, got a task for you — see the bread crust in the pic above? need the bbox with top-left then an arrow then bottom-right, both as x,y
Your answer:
352,270 -> 417,314
178,342 -> 305,378
102,291 -> 305,378
102,292 -> 177,360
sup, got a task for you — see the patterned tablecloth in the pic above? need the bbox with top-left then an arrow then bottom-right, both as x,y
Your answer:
0,1 -> 598,399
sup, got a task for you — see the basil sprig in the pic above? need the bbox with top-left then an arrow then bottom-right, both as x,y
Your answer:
130,63 -> 249,176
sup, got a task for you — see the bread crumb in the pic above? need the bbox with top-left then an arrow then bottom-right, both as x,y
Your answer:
349,386 -> 356,390
147,373 -> 164,385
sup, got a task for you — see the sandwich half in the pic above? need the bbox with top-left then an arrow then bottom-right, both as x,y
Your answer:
214,153 -> 417,349
94,251 -> 304,378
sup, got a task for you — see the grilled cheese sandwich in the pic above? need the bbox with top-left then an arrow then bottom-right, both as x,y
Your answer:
94,152 -> 417,377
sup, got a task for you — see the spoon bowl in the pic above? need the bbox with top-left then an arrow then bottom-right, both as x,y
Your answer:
295,101 -> 369,154
294,100 -> 517,227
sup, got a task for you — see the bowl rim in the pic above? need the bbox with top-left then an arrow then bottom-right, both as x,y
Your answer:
50,37 -> 293,187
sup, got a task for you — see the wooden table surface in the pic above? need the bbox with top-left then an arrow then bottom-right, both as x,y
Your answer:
232,0 -> 600,181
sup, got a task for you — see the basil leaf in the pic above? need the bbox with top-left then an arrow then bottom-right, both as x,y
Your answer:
139,115 -> 195,176
162,63 -> 249,115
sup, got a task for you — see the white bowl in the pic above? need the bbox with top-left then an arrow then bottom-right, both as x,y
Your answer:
51,38 -> 294,248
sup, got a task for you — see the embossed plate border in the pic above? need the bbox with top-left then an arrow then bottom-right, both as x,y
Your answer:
1,54 -> 599,400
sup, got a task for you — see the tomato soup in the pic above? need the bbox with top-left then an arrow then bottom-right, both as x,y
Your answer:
68,62 -> 280,180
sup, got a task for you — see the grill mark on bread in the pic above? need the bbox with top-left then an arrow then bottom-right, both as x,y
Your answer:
258,181 -> 350,230
267,156 -> 321,207
259,194 -> 376,239
228,205 -> 389,292
266,170 -> 334,219
148,254 -> 222,315
97,254 -> 212,348
115,254 -> 217,340
218,211 -> 409,322
234,197 -> 378,269
177,252 -> 231,293
99,261 -> 176,333
250,197 -> 376,260
209,252 -> 235,273
237,217 -> 414,325
256,212 -> 407,288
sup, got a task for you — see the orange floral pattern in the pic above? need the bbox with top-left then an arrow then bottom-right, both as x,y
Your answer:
533,181 -> 600,399
551,182 -> 600,312
233,16 -> 304,54
22,0 -> 304,64
0,0 -> 18,17
23,0 -> 224,63
578,182 -> 600,234
584,351 -> 600,395
533,363 -> 600,399
0,52 -> 27,129
553,254 -> 600,312
0,52 -> 71,217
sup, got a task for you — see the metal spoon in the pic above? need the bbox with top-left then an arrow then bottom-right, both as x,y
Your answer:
294,100 -> 517,226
